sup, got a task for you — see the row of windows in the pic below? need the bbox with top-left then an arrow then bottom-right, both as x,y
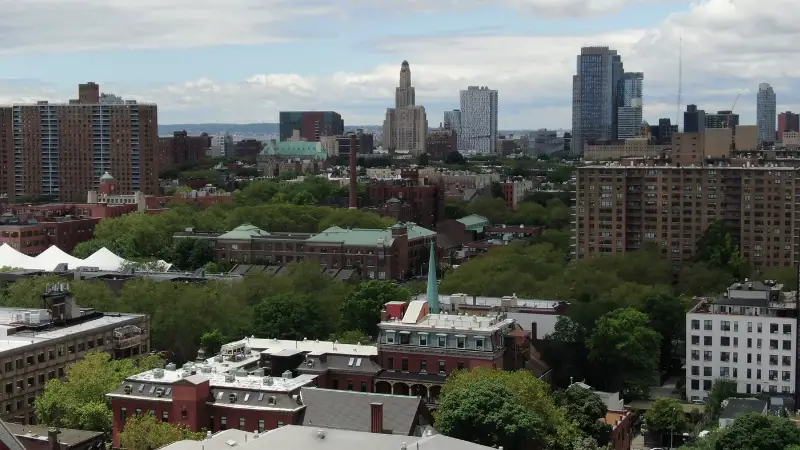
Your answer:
690,335 -> 793,350
689,350 -> 792,365
690,365 -> 791,381
690,320 -> 792,334
690,379 -> 791,394
385,332 -> 485,350
120,408 -> 284,433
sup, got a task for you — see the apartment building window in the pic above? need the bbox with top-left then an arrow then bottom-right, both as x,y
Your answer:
475,337 -> 484,350
748,322 -> 753,332
48,350 -> 55,360
420,360 -> 427,373
418,333 -> 428,346
783,356 -> 792,366
691,366 -> 699,376
703,367 -> 712,376
703,336 -> 712,346
703,351 -> 712,361
721,337 -> 730,347
456,337 -> 465,349
691,350 -> 699,361
385,331 -> 395,344
757,323 -> 763,333
220,417 -> 227,430
771,323 -> 779,334
258,420 -> 265,432
784,324 -> 792,334
15,359 -> 22,369
733,322 -> 739,332
770,355 -> 779,365
733,353 -> 739,363
769,370 -> 778,381
439,360 -> 446,373
691,336 -> 699,345
703,380 -> 711,390
121,408 -> 127,425
733,337 -> 739,347
783,371 -> 792,382
401,358 -> 408,371
361,381 -> 368,392
691,380 -> 699,390
37,352 -> 44,363
691,320 -> 700,330
757,369 -> 762,379
239,418 -> 245,429
703,320 -> 712,331
387,357 -> 394,370
162,411 -> 169,422
720,352 -> 730,362
720,367 -> 730,377
721,321 -> 731,331
3,362 -> 11,372
757,354 -> 762,364
277,421 -> 285,427
747,338 -> 752,348
438,335 -> 446,347
757,338 -> 762,348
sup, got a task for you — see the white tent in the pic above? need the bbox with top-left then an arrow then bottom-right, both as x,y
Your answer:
82,247 -> 129,271
0,244 -> 37,269
32,246 -> 87,271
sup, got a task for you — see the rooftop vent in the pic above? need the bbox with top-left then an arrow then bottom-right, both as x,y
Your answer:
282,370 -> 293,379
263,376 -> 273,386
229,393 -> 237,403
155,387 -> 165,397
165,362 -> 177,371
316,430 -> 325,440
123,385 -> 132,394
152,368 -> 165,378
224,373 -> 235,383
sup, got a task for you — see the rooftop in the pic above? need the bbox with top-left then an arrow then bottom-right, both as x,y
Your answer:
235,337 -> 378,357
419,293 -> 567,311
690,279 -> 796,315
2,422 -> 102,446
720,398 -> 767,420
261,140 -> 327,160
306,223 -> 435,247
381,301 -> 514,332
125,368 -> 317,393
580,162 -> 797,170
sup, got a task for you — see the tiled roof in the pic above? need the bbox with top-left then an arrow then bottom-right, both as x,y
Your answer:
217,224 -> 270,240
299,388 -> 424,435
306,223 -> 435,247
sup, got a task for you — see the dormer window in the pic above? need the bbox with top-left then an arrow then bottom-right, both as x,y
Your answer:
418,332 -> 428,346
475,337 -> 485,350
437,334 -> 447,347
456,336 -> 466,349
385,331 -> 396,344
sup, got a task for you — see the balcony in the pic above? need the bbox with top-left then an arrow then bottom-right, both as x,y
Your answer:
113,325 -> 146,349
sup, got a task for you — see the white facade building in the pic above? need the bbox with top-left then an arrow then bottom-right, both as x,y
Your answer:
210,133 -> 233,157
459,86 -> 498,154
443,109 -> 462,133
617,72 -> 643,140
757,83 -> 777,146
382,61 -> 428,155
685,281 -> 797,402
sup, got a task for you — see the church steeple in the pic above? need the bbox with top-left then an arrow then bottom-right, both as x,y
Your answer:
426,241 -> 439,313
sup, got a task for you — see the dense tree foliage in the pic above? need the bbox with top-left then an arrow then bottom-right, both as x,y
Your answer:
338,280 -> 412,337
694,220 -> 746,279
645,397 -> 688,434
707,379 -> 738,420
120,413 -> 204,450
681,413 -> 800,450
72,177 -> 395,262
35,352 -> 162,432
553,385 -> 611,446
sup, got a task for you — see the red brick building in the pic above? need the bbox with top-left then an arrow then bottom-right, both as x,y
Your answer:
232,139 -> 263,159
158,131 -> 211,167
426,129 -> 457,158
366,178 -> 446,229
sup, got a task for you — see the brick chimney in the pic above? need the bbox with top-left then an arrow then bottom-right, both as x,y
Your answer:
48,428 -> 61,450
349,134 -> 358,209
370,402 -> 384,433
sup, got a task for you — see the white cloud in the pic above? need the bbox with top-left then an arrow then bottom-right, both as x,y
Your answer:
0,0 -> 798,128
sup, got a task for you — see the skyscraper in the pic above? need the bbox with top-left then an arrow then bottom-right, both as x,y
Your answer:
617,72 -> 644,139
382,61 -> 428,155
571,47 -> 624,155
458,86 -> 498,154
778,111 -> 800,142
443,110 -> 461,132
0,83 -> 158,202
757,83 -> 777,146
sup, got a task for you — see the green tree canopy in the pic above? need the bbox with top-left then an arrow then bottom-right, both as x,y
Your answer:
714,413 -> 800,450
35,352 -> 163,432
338,280 -> 411,337
553,384 -> 612,446
120,412 -> 205,450
695,221 -> 746,279
707,378 -> 738,420
200,329 -> 225,355
645,397 -> 687,434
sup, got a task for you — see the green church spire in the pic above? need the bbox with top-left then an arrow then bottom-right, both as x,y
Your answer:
427,241 -> 440,313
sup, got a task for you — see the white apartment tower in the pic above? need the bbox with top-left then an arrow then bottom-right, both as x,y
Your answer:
382,61 -> 428,155
685,281 -> 797,402
757,83 -> 777,146
459,86 -> 498,154
443,110 -> 462,133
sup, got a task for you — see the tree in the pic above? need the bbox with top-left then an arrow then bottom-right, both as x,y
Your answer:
436,368 -> 579,450
714,413 -> 800,450
35,352 -> 163,432
707,378 -> 738,420
587,308 -> 661,392
291,190 -> 317,205
338,281 -> 411,337
417,153 -> 430,166
695,221 -> 746,279
200,329 -> 225,355
329,330 -> 372,345
444,151 -> 465,165
254,294 -> 328,340
640,290 -> 689,371
171,238 -> 215,271
467,196 -> 510,224
120,413 -> 205,450
539,317 -> 590,387
677,262 -> 735,296
645,398 -> 687,435
436,378 -> 543,450
554,384 -> 612,446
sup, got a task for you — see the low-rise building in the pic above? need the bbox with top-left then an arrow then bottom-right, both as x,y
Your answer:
685,280 -> 797,402
0,421 -> 104,450
584,139 -> 670,161
0,284 -> 149,425
426,129 -> 457,158
174,222 -> 437,281
718,398 -> 768,428
257,140 -> 329,176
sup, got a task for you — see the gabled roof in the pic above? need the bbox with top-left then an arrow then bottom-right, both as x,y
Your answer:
721,398 -> 767,419
0,421 -> 25,450
217,224 -> 270,240
306,223 -> 435,247
299,387 -> 425,435
456,214 -> 489,230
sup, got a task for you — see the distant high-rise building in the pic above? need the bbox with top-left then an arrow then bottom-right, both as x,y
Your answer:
382,61 -> 428,155
778,111 -> 800,141
459,86 -> 498,154
706,110 -> 739,129
757,83 -> 777,146
0,83 -> 159,202
279,111 -> 344,142
571,46 -> 624,155
443,110 -> 461,133
616,72 -> 644,140
683,104 -> 706,133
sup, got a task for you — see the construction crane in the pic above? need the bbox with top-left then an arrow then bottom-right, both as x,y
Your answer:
728,93 -> 741,150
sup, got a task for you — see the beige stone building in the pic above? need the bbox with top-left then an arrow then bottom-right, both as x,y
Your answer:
382,61 -> 428,155
584,138 -> 670,161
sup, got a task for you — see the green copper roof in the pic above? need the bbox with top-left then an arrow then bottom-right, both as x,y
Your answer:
307,223 -> 435,247
217,223 -> 270,240
426,241 -> 439,313
456,214 -> 489,231
100,172 -> 114,180
260,140 -> 328,161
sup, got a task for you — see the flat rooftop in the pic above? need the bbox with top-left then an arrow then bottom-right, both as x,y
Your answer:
418,293 -> 565,311
580,163 -> 797,171
127,368 -> 316,393
232,337 -> 378,357
382,304 -> 514,332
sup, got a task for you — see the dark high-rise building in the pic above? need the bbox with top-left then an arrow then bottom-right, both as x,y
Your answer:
571,47 -> 624,155
279,111 -> 344,142
158,131 -> 211,167
705,110 -> 739,129
778,111 -> 800,141
0,83 -> 158,202
336,130 -> 374,156
683,104 -> 706,133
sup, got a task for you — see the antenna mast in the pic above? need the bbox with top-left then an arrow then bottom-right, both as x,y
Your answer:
676,30 -> 683,131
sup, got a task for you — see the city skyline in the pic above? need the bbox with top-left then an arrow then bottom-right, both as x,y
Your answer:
0,0 -> 794,128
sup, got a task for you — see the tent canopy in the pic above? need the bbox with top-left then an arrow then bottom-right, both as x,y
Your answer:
0,244 -> 170,272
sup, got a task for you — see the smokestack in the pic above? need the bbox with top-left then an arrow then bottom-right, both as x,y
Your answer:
349,134 -> 358,209
48,428 -> 61,450
370,402 -> 384,433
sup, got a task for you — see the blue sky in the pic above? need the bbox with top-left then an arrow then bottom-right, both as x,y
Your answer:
0,0 -> 794,128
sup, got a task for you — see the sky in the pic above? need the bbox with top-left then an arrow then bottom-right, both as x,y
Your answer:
0,0 -> 796,129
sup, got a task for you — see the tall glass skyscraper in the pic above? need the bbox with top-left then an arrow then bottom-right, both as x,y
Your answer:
757,83 -> 776,146
571,47 -> 623,155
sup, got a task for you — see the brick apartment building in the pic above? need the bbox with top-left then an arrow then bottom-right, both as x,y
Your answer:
158,131 -> 211,167
426,129 -> 457,158
232,139 -> 263,159
574,163 -> 800,272
0,82 -> 159,203
0,284 -> 148,425
174,222 -> 437,280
